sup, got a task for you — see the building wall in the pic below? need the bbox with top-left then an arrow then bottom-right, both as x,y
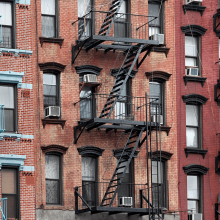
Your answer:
175,0 -> 220,219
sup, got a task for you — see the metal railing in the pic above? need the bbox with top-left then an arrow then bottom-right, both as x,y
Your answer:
75,182 -> 150,211
0,105 -> 5,133
0,198 -> 7,220
74,93 -> 146,122
73,11 -> 157,41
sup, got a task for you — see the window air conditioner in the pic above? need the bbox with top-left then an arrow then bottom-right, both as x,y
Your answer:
185,0 -> 202,4
151,115 -> 163,124
45,106 -> 60,118
119,197 -> 133,207
152,34 -> 164,45
188,213 -> 202,220
83,74 -> 97,83
185,68 -> 198,76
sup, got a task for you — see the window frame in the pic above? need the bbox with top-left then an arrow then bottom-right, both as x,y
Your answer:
41,0 -> 59,38
1,166 -> 20,219
186,103 -> 202,149
148,0 -> 164,37
43,70 -> 60,108
45,152 -> 63,206
0,83 -> 17,133
0,0 -> 16,48
149,79 -> 166,125
185,34 -> 201,76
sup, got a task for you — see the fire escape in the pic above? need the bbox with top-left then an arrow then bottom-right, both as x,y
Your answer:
73,0 -> 164,219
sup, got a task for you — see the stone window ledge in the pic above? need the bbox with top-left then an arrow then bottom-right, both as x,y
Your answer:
151,126 -> 171,136
42,119 -> 66,129
183,75 -> 207,87
184,148 -> 208,159
182,4 -> 206,16
39,37 -> 64,48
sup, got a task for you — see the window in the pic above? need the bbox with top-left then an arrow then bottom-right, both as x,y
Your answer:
2,167 -> 19,219
115,79 -> 132,120
149,80 -> 165,125
114,0 -> 129,38
77,0 -> 92,40
45,153 -> 62,205
187,175 -> 201,214
152,161 -> 167,208
185,36 -> 200,75
148,1 -> 163,37
0,84 -> 17,132
43,71 -> 60,108
186,104 -> 201,148
0,1 -> 14,48
41,0 -> 58,38
81,156 -> 98,206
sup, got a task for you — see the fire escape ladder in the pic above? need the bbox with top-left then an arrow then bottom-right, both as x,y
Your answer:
99,44 -> 144,119
100,126 -> 145,207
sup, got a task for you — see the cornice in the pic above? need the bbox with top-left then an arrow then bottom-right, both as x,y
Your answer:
77,146 -> 105,157
181,25 -> 207,36
183,164 -> 209,175
75,65 -> 103,75
182,94 -> 208,104
145,71 -> 172,81
39,62 -> 66,72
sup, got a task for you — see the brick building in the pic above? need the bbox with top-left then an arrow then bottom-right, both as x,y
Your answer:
175,0 -> 220,219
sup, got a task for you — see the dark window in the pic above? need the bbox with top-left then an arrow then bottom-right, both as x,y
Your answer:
117,159 -> 133,205
114,0 -> 130,38
2,167 -> 19,219
41,0 -> 58,38
0,1 -> 14,48
148,1 -> 163,37
187,175 -> 201,214
43,71 -> 60,108
45,153 -> 62,205
81,156 -> 98,206
149,80 -> 165,125
77,0 -> 92,40
0,84 -> 17,132
186,104 -> 201,148
185,36 -> 200,75
152,161 -> 167,208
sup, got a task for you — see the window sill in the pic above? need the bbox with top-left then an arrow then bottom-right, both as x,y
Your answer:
183,75 -> 207,87
39,37 -> 64,48
151,46 -> 170,57
182,4 -> 206,16
42,119 -> 66,129
150,126 -> 171,136
184,148 -> 208,159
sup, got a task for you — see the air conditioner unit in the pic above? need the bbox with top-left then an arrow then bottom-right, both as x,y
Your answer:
185,68 -> 199,76
185,0 -> 202,4
83,74 -> 97,83
152,34 -> 164,45
119,197 -> 133,207
151,115 -> 163,124
188,213 -> 202,220
45,106 -> 60,118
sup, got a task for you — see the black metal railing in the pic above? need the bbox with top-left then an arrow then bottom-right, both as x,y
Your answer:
75,182 -> 151,212
73,11 -> 157,41
74,93 -> 146,122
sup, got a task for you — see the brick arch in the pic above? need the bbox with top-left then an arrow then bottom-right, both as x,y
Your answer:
41,145 -> 68,154
39,62 -> 66,72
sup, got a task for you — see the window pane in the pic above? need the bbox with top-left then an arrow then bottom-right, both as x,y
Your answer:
117,0 -> 126,19
186,127 -> 198,148
148,3 -> 160,26
117,160 -> 129,174
5,109 -> 14,132
152,161 -> 163,184
44,96 -> 57,106
78,0 -> 92,17
2,169 -> 16,194
219,39 -> 220,59
2,194 -> 17,218
78,19 -> 91,39
150,82 -> 162,115
115,102 -> 126,119
82,157 -> 96,181
0,2 -> 12,25
185,57 -> 197,67
186,105 -> 199,126
43,74 -> 56,85
45,155 -> 60,179
80,86 -> 92,98
185,36 -> 197,57
149,27 -> 160,37
41,0 -> 55,15
43,85 -> 56,96
0,86 -> 14,108
0,27 -> 12,48
82,181 -> 96,206
187,176 -> 199,199
188,200 -> 198,214
42,16 -> 55,38
46,180 -> 59,204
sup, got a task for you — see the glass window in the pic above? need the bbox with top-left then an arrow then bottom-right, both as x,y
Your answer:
45,154 -> 62,204
41,0 -> 57,38
187,175 -> 200,214
43,73 -> 59,107
80,86 -> 93,119
0,2 -> 13,48
2,168 -> 18,219
186,105 -> 199,148
0,85 -> 16,132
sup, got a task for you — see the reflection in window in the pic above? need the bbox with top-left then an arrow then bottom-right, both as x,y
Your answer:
185,36 -> 198,67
